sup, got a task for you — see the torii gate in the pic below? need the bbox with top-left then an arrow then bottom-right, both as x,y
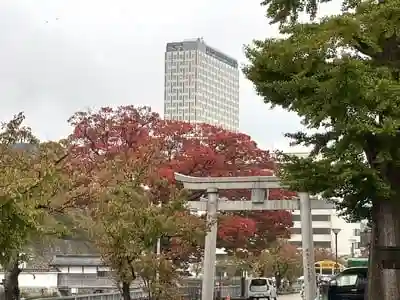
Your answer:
175,173 -> 335,300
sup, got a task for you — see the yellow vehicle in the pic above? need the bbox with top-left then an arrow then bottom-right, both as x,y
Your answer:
315,260 -> 344,275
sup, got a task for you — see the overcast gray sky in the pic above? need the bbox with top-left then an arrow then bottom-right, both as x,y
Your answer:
0,0 -> 340,151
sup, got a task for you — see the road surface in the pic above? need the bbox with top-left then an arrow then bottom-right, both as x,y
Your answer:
278,293 -> 301,300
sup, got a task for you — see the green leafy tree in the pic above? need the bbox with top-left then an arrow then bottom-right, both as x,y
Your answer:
77,148 -> 207,300
84,182 -> 207,300
251,240 -> 302,287
0,113 -> 87,300
244,1 -> 400,298
215,254 -> 252,280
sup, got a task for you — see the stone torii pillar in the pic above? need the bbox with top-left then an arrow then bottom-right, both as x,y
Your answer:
175,173 -> 334,300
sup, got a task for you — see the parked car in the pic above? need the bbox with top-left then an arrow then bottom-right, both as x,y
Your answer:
327,267 -> 368,300
246,277 -> 277,300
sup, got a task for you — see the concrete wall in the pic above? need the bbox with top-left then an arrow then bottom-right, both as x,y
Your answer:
0,272 -> 58,288
57,274 -> 115,288
58,266 -> 110,274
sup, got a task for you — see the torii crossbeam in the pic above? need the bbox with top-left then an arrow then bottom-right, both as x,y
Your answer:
175,173 -> 334,300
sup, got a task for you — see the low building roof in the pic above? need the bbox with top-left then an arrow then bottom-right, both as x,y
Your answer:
50,255 -> 103,266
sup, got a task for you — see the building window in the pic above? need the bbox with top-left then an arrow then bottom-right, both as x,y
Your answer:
97,270 -> 109,278
292,215 -> 300,221
314,241 -> 332,249
292,215 -> 331,222
290,241 -> 332,249
312,215 -> 331,221
313,228 -> 331,235
97,266 -> 110,278
353,229 -> 361,236
291,228 -> 331,235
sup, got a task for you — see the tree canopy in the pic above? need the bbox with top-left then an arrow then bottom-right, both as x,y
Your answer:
68,105 -> 294,256
83,177 -> 205,300
245,0 -> 400,298
252,239 -> 302,284
0,113 -> 86,265
0,113 -> 89,300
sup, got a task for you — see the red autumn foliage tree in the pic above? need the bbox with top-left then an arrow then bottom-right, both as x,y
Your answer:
230,210 -> 293,256
152,118 -> 295,255
218,215 -> 258,252
67,105 -> 294,257
67,106 -> 205,265
314,248 -> 336,262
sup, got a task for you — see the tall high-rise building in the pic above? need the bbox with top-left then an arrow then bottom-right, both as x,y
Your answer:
163,38 -> 239,131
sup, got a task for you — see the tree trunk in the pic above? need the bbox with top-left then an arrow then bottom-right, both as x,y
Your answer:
367,206 -> 382,300
274,272 -> 282,291
121,281 -> 131,300
4,260 -> 21,300
368,200 -> 400,300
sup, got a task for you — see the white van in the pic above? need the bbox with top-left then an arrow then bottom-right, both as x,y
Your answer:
246,277 -> 278,300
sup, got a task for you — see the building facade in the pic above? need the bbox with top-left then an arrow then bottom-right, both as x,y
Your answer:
283,152 -> 362,256
164,38 -> 239,131
50,254 -> 115,293
290,209 -> 333,249
289,209 -> 362,256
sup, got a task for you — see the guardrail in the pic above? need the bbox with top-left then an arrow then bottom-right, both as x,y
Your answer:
33,289 -> 145,300
32,285 -> 242,300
